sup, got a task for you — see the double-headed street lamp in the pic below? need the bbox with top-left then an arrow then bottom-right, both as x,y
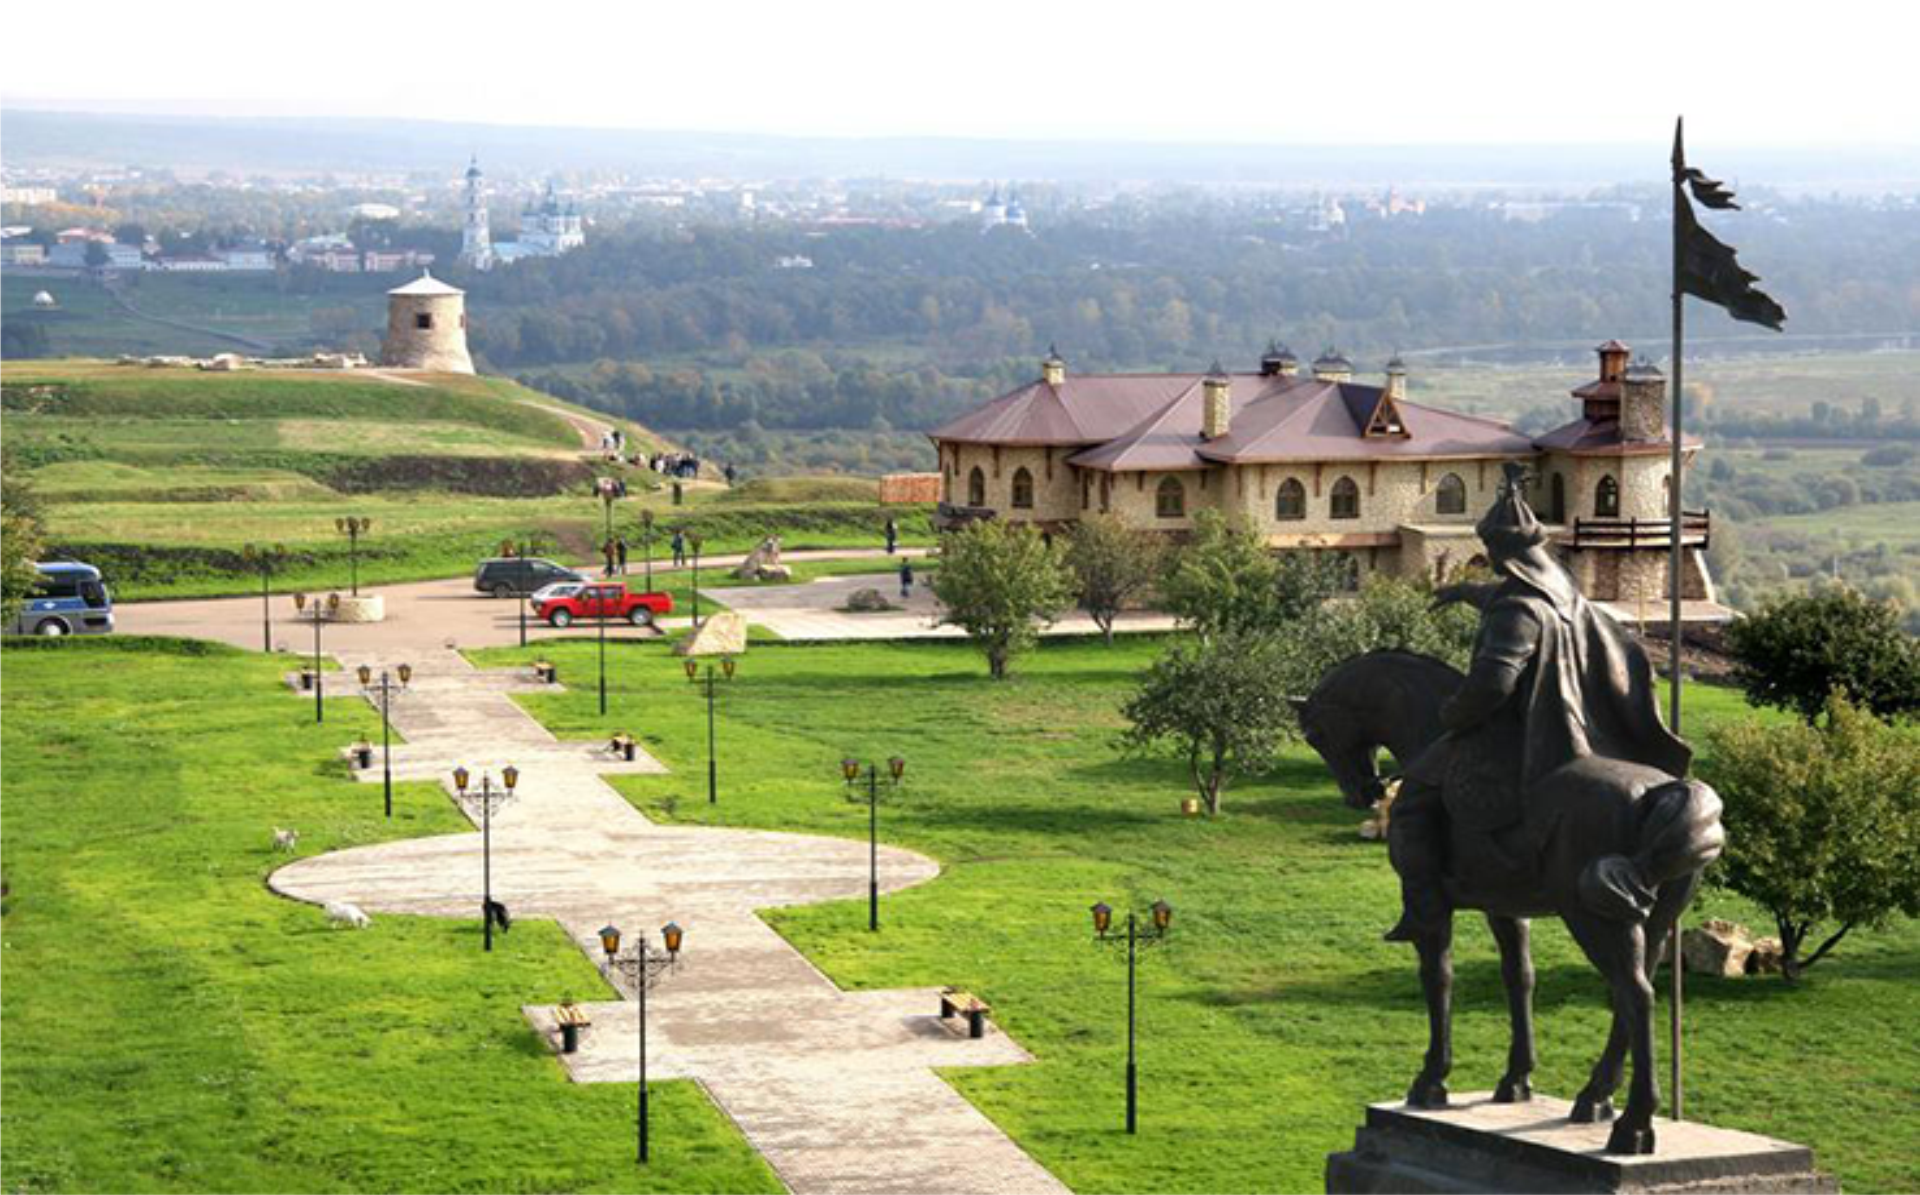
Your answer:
335,516 -> 372,595
291,591 -> 340,723
840,756 -> 906,931
1089,898 -> 1175,1135
356,663 -> 412,818
598,921 -> 686,1165
685,657 -> 736,804
452,765 -> 519,951
241,542 -> 288,653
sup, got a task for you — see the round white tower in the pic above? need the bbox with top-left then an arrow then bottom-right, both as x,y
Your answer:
460,156 -> 493,270
381,271 -> 474,374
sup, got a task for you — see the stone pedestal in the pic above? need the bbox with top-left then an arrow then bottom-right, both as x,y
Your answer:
676,610 -> 747,657
1326,1094 -> 1835,1194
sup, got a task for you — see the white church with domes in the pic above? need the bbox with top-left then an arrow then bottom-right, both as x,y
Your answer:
458,158 -> 586,270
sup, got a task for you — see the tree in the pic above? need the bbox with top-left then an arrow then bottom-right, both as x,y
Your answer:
1064,514 -> 1164,644
1726,585 -> 1920,723
1158,510 -> 1278,640
1700,694 -> 1920,979
1120,629 -> 1298,815
931,520 -> 1074,679
1,445 -> 46,626
1284,574 -> 1479,693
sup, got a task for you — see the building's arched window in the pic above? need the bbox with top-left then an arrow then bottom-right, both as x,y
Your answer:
1595,474 -> 1620,518
967,466 -> 986,507
1549,473 -> 1566,522
1155,476 -> 1187,518
1435,473 -> 1467,515
1010,467 -> 1034,509
1275,478 -> 1307,521
1330,476 -> 1361,520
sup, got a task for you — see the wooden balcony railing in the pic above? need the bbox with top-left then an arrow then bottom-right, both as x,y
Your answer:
1570,510 -> 1711,551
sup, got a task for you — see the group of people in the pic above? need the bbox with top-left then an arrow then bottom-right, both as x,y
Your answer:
601,528 -> 695,576
645,452 -> 704,480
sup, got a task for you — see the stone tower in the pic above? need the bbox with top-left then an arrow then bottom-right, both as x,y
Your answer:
381,272 -> 474,374
460,156 -> 492,270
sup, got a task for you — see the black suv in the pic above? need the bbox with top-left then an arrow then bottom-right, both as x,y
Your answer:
473,557 -> 584,598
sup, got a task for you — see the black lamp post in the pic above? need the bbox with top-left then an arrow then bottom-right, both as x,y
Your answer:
596,578 -> 609,717
684,656 -> 736,804
687,533 -> 704,626
599,921 -> 686,1165
841,756 -> 906,931
595,478 -> 620,574
241,542 -> 287,653
637,510 -> 657,593
335,516 -> 372,596
1089,898 -> 1174,1134
356,662 -> 412,818
291,591 -> 339,723
453,765 -> 519,951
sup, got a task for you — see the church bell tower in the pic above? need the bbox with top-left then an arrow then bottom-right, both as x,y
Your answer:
460,156 -> 493,271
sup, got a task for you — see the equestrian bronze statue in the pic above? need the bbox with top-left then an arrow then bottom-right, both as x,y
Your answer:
1296,463 -> 1724,1155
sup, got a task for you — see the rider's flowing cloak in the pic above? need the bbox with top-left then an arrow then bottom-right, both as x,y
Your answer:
1406,472 -> 1691,826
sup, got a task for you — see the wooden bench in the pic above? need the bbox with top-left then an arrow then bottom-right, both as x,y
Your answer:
555,1002 -> 591,1054
939,987 -> 991,1039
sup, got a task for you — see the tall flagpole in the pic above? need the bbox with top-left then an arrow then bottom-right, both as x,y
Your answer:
1668,115 -> 1687,1123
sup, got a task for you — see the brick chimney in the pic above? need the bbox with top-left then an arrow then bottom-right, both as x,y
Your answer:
1312,347 -> 1353,383
1621,356 -> 1667,442
1041,343 -> 1066,386
1384,354 -> 1408,402
1259,339 -> 1299,378
1202,362 -> 1232,439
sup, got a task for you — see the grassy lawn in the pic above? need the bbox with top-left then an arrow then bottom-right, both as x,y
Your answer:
471,633 -> 1920,1194
0,637 -> 781,1195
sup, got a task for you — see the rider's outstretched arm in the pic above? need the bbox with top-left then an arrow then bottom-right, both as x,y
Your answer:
1439,602 -> 1540,731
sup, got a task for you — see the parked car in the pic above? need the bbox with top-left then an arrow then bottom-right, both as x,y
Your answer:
531,581 -> 673,628
11,561 -> 114,636
474,557 -> 584,598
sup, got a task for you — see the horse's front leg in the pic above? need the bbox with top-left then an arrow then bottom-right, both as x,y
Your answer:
1572,1010 -> 1627,1123
1406,916 -> 1454,1108
1486,915 -> 1534,1103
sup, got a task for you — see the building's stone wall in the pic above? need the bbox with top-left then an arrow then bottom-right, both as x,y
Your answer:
381,294 -> 473,373
944,444 -> 1082,524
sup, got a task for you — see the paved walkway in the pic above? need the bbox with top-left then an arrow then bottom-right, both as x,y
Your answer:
708,573 -> 1179,642
269,647 -> 1067,1195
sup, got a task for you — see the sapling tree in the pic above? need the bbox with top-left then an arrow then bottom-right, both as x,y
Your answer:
1064,513 -> 1164,644
931,519 -> 1074,680
1700,694 -> 1920,980
1120,629 -> 1299,815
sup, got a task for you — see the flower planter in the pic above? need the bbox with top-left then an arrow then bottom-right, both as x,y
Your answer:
299,670 -> 316,692
353,745 -> 374,769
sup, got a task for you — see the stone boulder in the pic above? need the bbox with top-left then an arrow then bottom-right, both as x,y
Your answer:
843,588 -> 894,613
1682,918 -> 1755,977
676,611 -> 748,658
732,535 -> 792,581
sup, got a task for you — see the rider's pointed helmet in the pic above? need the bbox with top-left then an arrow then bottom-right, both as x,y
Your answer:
1476,462 -> 1548,560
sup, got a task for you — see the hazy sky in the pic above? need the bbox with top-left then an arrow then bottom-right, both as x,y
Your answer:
5,0 -> 1916,145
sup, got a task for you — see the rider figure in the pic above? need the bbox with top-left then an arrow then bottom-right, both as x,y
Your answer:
1385,463 -> 1691,943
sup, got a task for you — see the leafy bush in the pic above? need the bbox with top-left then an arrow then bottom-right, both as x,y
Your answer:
1064,514 -> 1165,644
1726,585 -> 1920,723
1701,694 -> 1920,978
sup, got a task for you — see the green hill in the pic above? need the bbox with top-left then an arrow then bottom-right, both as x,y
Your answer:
2,361 -> 925,600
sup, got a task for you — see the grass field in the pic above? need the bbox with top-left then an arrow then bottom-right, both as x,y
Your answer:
0,637 -> 781,1194
4,272 -> 389,357
469,633 -> 1920,1195
4,362 -> 934,600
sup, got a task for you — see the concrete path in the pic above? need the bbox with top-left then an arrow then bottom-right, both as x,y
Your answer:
269,647 -> 1067,1195
710,572 -> 1180,642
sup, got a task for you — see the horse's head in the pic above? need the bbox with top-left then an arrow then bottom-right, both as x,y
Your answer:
1292,692 -> 1389,811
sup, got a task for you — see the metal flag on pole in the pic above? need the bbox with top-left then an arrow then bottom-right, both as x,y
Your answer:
1668,116 -> 1787,1120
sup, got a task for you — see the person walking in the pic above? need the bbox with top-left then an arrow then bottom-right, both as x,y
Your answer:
615,536 -> 628,576
671,529 -> 686,568
884,517 -> 898,555
899,558 -> 915,600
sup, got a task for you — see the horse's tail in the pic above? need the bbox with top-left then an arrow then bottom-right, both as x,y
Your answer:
1578,778 -> 1725,922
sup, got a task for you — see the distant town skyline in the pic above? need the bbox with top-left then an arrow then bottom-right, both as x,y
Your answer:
4,0 -> 1915,148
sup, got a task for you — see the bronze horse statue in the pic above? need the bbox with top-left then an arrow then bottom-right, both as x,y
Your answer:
1295,648 -> 1725,1155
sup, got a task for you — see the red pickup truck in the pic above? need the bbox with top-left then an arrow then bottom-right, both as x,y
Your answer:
531,581 -> 674,628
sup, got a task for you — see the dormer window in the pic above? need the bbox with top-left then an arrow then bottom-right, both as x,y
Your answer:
1362,392 -> 1411,439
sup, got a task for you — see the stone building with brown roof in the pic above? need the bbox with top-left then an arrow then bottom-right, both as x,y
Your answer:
928,341 -> 1715,605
